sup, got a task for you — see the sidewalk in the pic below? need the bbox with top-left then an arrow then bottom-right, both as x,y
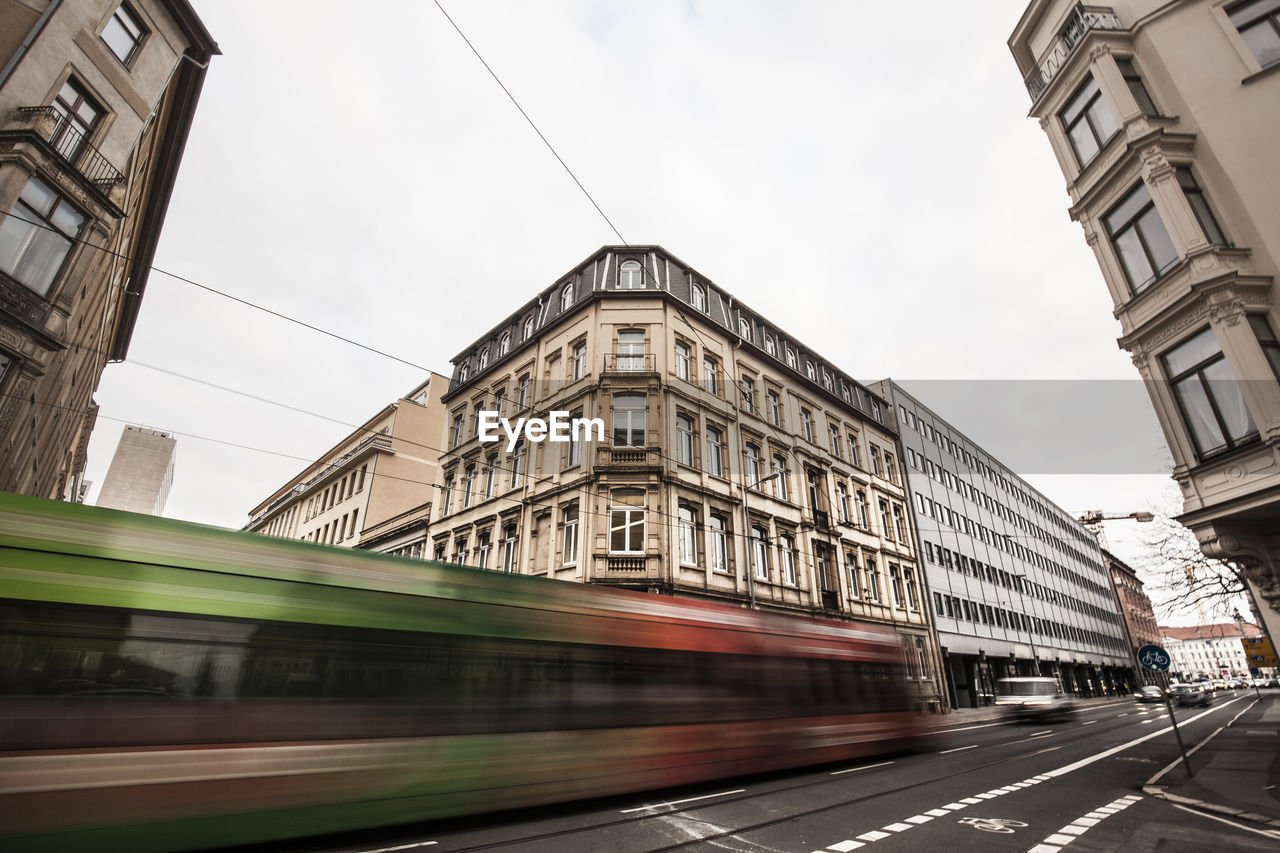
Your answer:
1142,690 -> 1280,832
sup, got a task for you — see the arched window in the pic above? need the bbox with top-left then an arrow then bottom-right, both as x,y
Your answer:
619,260 -> 642,289
478,347 -> 489,369
523,315 -> 535,339
561,283 -> 574,311
499,332 -> 510,356
692,284 -> 706,311
458,362 -> 470,382
609,489 -> 645,553
738,316 -> 751,338
764,336 -> 776,357
612,393 -> 646,447
785,346 -> 797,369
806,361 -> 816,381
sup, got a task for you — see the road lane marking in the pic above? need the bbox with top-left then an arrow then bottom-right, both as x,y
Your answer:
1081,720 -> 1097,726
620,789 -> 744,813
824,841 -> 864,852
883,822 -> 913,832
930,721 -> 1006,734
359,843 -> 438,853
830,760 -> 894,775
1030,730 -> 1053,736
855,830 -> 890,841
940,744 -> 978,754
1026,794 -> 1142,852
904,815 -> 932,824
1169,802 -> 1280,840
925,808 -> 951,816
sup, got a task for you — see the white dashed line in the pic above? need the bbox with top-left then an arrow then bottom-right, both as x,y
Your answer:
1082,720 -> 1097,726
940,744 -> 978,754
1026,794 -> 1142,852
926,808 -> 951,816
620,789 -> 744,813
830,761 -> 895,775
904,815 -> 932,824
856,830 -> 890,842
883,822 -> 913,832
824,841 -> 864,852
358,843 -> 438,853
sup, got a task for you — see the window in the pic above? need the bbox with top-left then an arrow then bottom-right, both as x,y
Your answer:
836,482 -> 851,524
103,3 -> 147,64
772,454 -> 789,501
764,336 -> 776,357
709,515 -> 728,573
1250,315 -> 1280,380
767,390 -> 781,426
561,283 -> 574,312
572,342 -> 586,380
847,432 -> 861,467
678,506 -> 698,565
1060,75 -> 1118,166
870,445 -> 883,477
441,473 -> 454,515
517,374 -> 530,409
523,315 -> 535,339
484,455 -> 497,498
566,410 -> 583,467
617,329 -> 645,371
780,535 -> 797,585
1230,0 -> 1280,69
1177,168 -> 1227,246
619,260 -> 643,289
0,176 -> 85,296
1116,58 -> 1157,116
511,441 -> 525,487
462,464 -> 476,507
477,347 -> 489,369
800,408 -> 813,442
493,388 -> 506,418
884,453 -> 896,484
890,565 -> 904,607
1105,182 -> 1178,292
676,413 -> 695,465
738,316 -> 751,338
692,283 -> 706,311
453,537 -> 468,564
829,424 -> 841,457
562,505 -> 579,565
866,558 -> 881,602
705,425 -> 724,476
1163,327 -> 1257,456
893,504 -> 907,543
50,79 -> 104,163
739,375 -> 756,412
856,489 -> 869,528
501,524 -> 518,573
458,362 -> 470,383
450,412 -> 464,447
609,489 -> 645,553
612,393 -> 646,447
847,551 -> 861,598
751,526 -> 769,581
674,341 -> 691,381
499,332 -> 510,357
744,443 -> 762,487
475,532 -> 490,569
806,361 -> 816,381
703,356 -> 719,395
785,346 -> 797,369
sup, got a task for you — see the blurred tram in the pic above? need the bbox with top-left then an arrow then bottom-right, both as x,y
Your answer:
0,492 -> 926,851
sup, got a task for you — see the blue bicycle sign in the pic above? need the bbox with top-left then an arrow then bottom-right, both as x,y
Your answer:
1137,644 -> 1171,672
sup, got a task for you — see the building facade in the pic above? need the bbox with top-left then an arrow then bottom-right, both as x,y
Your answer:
428,245 -> 945,712
245,374 -> 448,553
1161,622 -> 1263,680
1008,1 -> 1280,640
0,1 -> 217,500
1103,548 -> 1161,657
874,382 -> 1134,707
95,422 -> 173,514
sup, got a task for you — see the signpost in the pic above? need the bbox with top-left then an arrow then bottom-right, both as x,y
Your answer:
1136,644 -> 1192,778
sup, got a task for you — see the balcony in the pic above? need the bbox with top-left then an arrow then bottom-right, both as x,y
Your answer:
813,508 -> 831,532
596,445 -> 662,470
603,353 -> 655,374
1023,5 -> 1123,104
13,107 -> 124,191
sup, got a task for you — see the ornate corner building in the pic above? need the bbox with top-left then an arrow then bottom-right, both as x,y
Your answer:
0,1 -> 217,500
429,245 -> 945,712
1009,1 -> 1280,636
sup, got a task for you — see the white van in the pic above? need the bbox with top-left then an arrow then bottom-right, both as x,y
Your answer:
994,676 -> 1077,721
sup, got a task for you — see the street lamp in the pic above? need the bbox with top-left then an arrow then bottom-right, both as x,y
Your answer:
742,469 -> 783,610
1077,510 -> 1156,525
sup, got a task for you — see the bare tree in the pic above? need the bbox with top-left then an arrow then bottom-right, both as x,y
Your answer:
1136,507 -> 1252,624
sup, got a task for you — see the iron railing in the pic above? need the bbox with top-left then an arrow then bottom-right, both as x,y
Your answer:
16,107 -> 124,190
603,353 -> 655,373
1023,5 -> 1123,104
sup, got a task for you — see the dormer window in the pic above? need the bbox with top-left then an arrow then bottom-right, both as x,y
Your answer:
806,361 -> 816,381
692,284 -> 706,311
561,283 -> 574,311
523,315 -> 535,339
498,332 -> 510,356
619,260 -> 643,289
764,336 -> 776,357
478,347 -> 489,369
785,346 -> 797,369
738,316 -> 751,338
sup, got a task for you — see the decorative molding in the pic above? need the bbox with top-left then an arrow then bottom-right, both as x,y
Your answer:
1139,145 -> 1174,183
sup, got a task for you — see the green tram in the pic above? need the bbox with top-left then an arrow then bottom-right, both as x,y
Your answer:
0,491 -> 924,851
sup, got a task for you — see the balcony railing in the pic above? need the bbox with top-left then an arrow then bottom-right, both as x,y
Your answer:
596,445 -> 661,469
603,353 -> 655,373
15,107 -> 124,190
606,555 -> 648,572
813,508 -> 831,531
1023,5 -> 1123,104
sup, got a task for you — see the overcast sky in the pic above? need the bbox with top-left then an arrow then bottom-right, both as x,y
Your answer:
80,0 -> 1207,618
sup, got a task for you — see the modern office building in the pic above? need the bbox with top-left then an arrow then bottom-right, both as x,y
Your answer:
1161,622 -> 1262,680
429,245 -> 945,712
1008,1 -> 1280,639
0,1 -> 217,501
1103,548 -> 1161,659
95,423 -> 174,514
244,374 -> 449,555
872,381 -> 1134,707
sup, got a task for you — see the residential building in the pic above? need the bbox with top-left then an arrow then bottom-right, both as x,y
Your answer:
0,1 -> 217,500
244,374 -> 448,554
1008,1 -> 1280,641
429,245 -> 944,712
95,423 -> 174,514
1161,622 -> 1263,680
1103,548 -> 1161,657
873,381 -> 1134,707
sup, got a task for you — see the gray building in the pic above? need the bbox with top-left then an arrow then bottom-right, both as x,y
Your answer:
872,381 -> 1133,708
96,424 -> 175,515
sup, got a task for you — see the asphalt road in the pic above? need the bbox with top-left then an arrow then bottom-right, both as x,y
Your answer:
282,694 -> 1280,853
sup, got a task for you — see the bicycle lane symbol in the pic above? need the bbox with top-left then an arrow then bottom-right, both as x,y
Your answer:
1140,649 -> 1169,669
957,817 -> 1029,833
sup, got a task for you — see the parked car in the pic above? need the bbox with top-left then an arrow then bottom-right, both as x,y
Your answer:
1134,685 -> 1166,704
994,677 -> 1078,721
1169,682 -> 1214,707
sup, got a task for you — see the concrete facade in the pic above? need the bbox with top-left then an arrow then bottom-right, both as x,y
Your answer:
244,374 -> 449,553
1008,0 -> 1280,642
0,1 -> 216,501
875,381 -> 1135,707
95,422 -> 173,514
429,245 -> 945,713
